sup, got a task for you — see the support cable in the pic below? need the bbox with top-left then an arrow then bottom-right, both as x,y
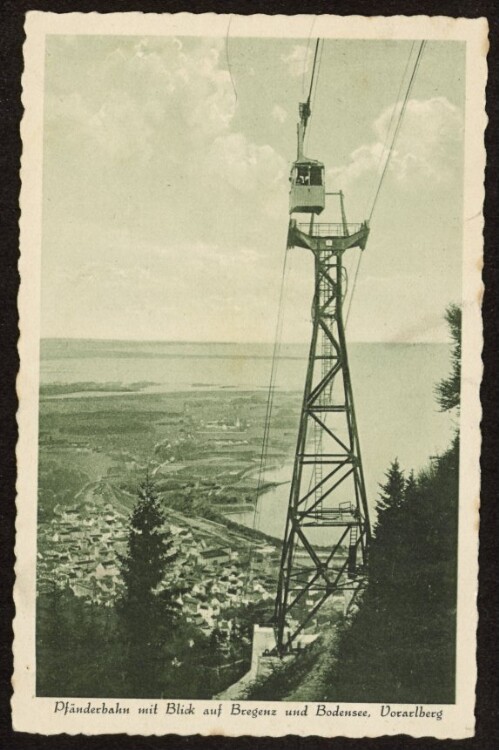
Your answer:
344,250 -> 363,329
345,41 -> 426,327
305,39 -> 324,151
302,18 -> 317,99
225,15 -> 238,106
248,41 -> 322,548
372,42 -> 416,188
368,40 -> 426,222
302,38 -> 322,144
243,242 -> 290,596
308,39 -> 321,108
243,37 -> 321,601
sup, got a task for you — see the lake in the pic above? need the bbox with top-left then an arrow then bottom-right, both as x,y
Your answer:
40,338 -> 456,538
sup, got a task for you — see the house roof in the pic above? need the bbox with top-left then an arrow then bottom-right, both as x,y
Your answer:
201,548 -> 230,559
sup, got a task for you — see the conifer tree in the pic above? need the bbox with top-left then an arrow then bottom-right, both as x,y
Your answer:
119,477 -> 181,694
435,304 -> 461,412
376,458 -> 405,520
404,469 -> 418,504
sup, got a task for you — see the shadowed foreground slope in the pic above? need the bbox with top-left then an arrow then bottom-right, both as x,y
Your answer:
245,437 -> 459,703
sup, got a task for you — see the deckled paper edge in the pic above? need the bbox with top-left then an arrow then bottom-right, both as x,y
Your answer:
13,11 -> 488,738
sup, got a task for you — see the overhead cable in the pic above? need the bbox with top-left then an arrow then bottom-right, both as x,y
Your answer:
372,41 -> 416,185
244,242 -> 290,592
368,40 -> 427,222
302,18 -> 317,98
346,41 -> 427,329
306,39 -> 324,150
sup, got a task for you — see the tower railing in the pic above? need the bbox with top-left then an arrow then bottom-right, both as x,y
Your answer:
297,222 -> 364,237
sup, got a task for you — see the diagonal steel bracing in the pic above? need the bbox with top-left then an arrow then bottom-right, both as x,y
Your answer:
273,221 -> 371,654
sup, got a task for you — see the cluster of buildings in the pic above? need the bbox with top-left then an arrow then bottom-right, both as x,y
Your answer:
37,501 -> 279,635
37,503 -> 128,605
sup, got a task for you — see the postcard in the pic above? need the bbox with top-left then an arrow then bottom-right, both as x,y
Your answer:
13,11 -> 486,738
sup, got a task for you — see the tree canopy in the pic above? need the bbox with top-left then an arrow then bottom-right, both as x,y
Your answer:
118,477 -> 182,692
119,477 -> 179,624
246,306 -> 461,703
435,304 -> 461,412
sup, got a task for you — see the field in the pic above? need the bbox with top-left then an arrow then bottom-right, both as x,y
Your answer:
38,386 -> 300,525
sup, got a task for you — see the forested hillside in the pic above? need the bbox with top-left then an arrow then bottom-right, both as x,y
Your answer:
246,306 -> 461,703
320,439 -> 458,703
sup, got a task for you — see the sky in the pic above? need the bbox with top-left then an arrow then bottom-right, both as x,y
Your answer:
41,35 -> 465,343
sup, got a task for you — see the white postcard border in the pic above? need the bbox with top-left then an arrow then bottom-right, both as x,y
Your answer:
13,11 -> 487,738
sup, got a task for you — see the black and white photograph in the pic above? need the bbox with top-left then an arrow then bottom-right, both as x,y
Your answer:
12,12 -> 486,738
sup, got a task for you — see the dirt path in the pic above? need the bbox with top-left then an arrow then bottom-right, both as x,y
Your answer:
285,628 -> 339,702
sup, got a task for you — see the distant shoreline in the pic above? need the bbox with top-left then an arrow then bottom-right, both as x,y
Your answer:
40,339 -> 451,364
39,382 -> 282,399
41,336 -> 451,346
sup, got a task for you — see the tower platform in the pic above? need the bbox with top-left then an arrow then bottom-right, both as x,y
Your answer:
288,219 -> 370,253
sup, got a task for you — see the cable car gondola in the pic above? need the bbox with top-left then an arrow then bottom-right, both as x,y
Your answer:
289,157 -> 325,215
289,102 -> 325,215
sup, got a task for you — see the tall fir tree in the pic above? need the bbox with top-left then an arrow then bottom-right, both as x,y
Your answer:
119,477 -> 181,694
376,458 -> 405,520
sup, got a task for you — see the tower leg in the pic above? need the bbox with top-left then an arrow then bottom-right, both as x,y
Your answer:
274,241 -> 370,653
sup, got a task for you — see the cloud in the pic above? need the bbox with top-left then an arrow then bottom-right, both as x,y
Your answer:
272,104 -> 288,124
281,44 -> 313,78
43,36 -> 286,246
45,37 -> 237,164
41,36 -> 292,339
43,218 -> 288,341
329,97 -> 463,190
205,132 -> 286,194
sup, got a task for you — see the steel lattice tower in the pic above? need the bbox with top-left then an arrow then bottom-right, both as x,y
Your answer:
274,213 -> 372,654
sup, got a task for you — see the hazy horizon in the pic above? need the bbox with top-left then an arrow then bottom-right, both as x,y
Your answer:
38,336 -> 455,486
40,336 -> 451,347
